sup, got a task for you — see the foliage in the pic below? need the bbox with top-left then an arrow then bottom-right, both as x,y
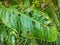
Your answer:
0,0 -> 60,45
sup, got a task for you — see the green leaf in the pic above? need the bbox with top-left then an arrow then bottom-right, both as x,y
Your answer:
0,5 -> 58,42
56,33 -> 60,45
58,0 -> 60,8
8,35 -> 15,45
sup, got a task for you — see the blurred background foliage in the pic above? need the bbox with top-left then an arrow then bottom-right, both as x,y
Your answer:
0,0 -> 60,45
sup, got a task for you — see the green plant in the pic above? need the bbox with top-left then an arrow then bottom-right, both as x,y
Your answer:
0,0 -> 60,45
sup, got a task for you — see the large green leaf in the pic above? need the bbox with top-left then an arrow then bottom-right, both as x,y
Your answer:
0,4 -> 58,42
